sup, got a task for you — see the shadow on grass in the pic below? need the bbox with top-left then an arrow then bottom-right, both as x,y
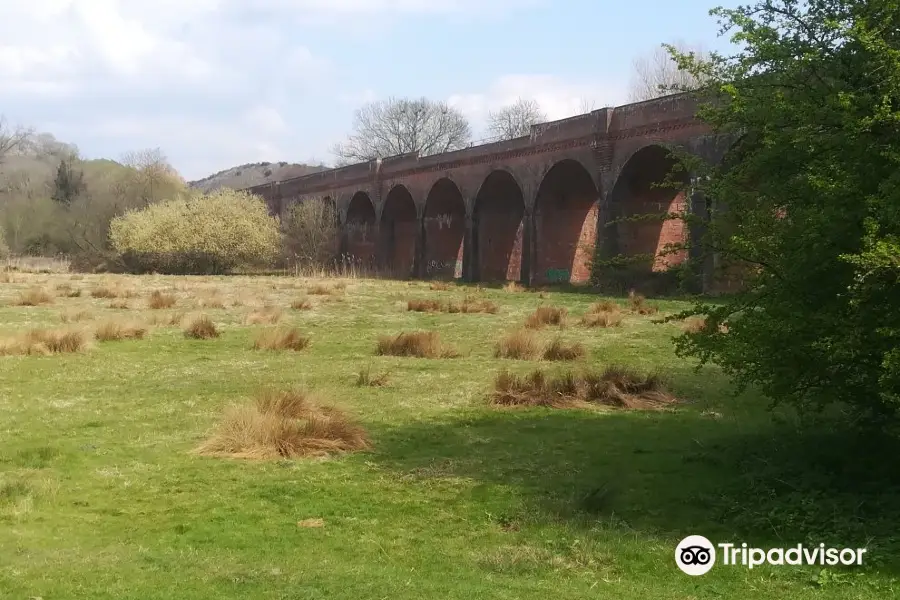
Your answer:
371,397 -> 900,576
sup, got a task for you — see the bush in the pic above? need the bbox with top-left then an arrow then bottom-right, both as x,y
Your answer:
109,189 -> 281,274
282,198 -> 340,270
0,228 -> 9,260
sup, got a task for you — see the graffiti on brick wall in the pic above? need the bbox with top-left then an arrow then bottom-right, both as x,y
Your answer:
424,213 -> 454,230
346,221 -> 372,241
428,259 -> 463,277
546,268 -> 570,283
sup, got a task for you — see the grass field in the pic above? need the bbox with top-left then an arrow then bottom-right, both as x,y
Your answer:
1,272 -> 898,599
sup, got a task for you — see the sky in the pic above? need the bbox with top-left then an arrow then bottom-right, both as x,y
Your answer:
0,0 -> 740,181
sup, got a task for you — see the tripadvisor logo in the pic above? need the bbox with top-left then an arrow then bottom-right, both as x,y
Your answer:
675,535 -> 867,576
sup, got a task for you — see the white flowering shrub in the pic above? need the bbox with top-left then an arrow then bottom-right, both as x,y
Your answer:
109,189 -> 281,274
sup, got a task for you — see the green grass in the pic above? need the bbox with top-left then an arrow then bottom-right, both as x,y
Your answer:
0,273 -> 898,599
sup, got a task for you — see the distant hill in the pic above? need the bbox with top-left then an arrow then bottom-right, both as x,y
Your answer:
189,161 -> 329,193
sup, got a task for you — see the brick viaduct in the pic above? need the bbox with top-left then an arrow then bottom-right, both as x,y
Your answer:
244,93 -> 727,288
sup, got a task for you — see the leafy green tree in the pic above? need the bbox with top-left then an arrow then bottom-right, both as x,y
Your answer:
671,0 -> 900,422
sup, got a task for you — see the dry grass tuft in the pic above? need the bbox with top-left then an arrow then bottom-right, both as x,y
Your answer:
183,315 -> 219,339
148,290 -> 177,309
192,388 -> 371,460
55,282 -> 82,297
681,316 -> 729,334
0,327 -> 91,356
252,327 -> 310,352
375,331 -> 459,358
628,291 -> 659,315
407,298 -> 445,313
494,329 -> 541,360
94,319 -> 148,342
429,281 -> 453,291
291,297 -> 313,311
447,296 -> 499,314
60,309 -> 93,323
15,287 -> 54,306
108,300 -> 130,309
587,300 -> 621,314
524,305 -> 568,329
581,311 -> 624,328
307,282 -> 345,296
197,296 -> 226,309
542,338 -> 587,361
244,306 -> 283,325
490,365 -> 676,410
91,285 -> 135,299
503,281 -> 525,293
149,311 -> 185,327
356,365 -> 391,387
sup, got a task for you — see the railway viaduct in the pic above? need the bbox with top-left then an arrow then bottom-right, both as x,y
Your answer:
244,93 -> 727,288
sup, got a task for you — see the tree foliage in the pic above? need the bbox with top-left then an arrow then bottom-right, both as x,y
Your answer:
282,198 -> 340,269
672,0 -> 900,423
487,98 -> 547,140
109,189 -> 281,274
333,97 -> 471,165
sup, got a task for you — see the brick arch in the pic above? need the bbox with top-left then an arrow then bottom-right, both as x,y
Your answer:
609,144 -> 690,272
473,169 -> 526,282
346,191 -> 377,264
532,159 -> 600,284
423,178 -> 466,279
379,185 -> 417,277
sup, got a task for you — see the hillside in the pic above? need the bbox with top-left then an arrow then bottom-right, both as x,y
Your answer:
189,161 -> 329,193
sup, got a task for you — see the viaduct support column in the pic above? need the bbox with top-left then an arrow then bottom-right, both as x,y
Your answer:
414,214 -> 426,279
522,210 -> 535,286
687,176 -> 714,294
462,212 -> 476,282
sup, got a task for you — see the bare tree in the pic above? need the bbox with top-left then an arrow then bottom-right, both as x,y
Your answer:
119,148 -> 183,205
487,98 -> 547,141
0,116 -> 33,163
628,41 -> 709,102
333,97 -> 471,165
282,198 -> 339,269
577,97 -> 599,114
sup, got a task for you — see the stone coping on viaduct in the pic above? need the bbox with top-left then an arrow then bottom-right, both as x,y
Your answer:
242,92 -> 727,289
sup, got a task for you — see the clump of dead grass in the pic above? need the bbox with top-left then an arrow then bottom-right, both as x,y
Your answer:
197,296 -> 226,309
0,327 -> 91,356
581,311 -> 623,328
587,300 -> 621,314
407,298 -> 445,313
628,291 -> 659,315
307,282 -> 345,296
148,290 -> 177,309
356,365 -> 391,387
14,287 -> 54,306
94,319 -> 148,342
244,306 -> 283,325
148,312 -> 185,327
681,315 -> 729,334
60,309 -> 93,323
192,388 -> 371,459
542,338 -> 586,361
503,281 -> 525,293
375,331 -> 459,358
429,281 -> 453,291
183,315 -> 219,339
447,296 -> 498,314
524,305 -> 568,329
291,297 -> 313,311
252,327 -> 310,352
108,300 -> 130,309
494,329 -> 541,360
90,285 -> 135,299
490,365 -> 676,410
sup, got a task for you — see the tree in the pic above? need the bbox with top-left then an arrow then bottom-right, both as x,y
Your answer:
52,158 -> 86,207
628,40 -> 709,102
119,148 -> 183,206
333,97 -> 471,165
670,0 -> 900,423
282,198 -> 340,270
487,98 -> 547,140
0,116 -> 33,163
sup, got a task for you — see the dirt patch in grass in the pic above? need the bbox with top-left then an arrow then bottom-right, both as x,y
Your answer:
193,388 -> 371,460
524,306 -> 567,329
0,327 -> 91,356
95,320 -> 148,342
542,338 -> 586,361
15,287 -> 54,306
252,327 -> 310,351
184,315 -> 219,339
494,329 -> 541,360
490,366 -> 676,410
376,331 -> 459,358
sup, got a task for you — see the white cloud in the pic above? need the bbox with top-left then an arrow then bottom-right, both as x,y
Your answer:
449,74 -> 630,138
